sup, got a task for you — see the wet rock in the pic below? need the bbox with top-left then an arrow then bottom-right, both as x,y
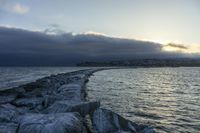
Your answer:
84,115 -> 94,133
0,94 -> 17,104
43,95 -> 63,107
115,131 -> 131,133
17,113 -> 86,133
44,100 -> 100,116
140,127 -> 155,133
0,122 -> 18,133
0,104 -> 19,122
12,97 -> 44,108
57,83 -> 83,101
16,107 -> 31,114
22,88 -> 44,97
92,108 -> 155,133
69,74 -> 88,85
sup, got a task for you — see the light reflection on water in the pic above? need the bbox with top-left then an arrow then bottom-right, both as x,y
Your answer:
87,67 -> 200,133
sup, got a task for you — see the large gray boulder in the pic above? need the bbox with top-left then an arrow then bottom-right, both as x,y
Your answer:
43,95 -> 65,107
42,83 -> 84,107
92,108 -> 155,133
44,100 -> 100,116
68,74 -> 88,86
0,94 -> 17,104
57,83 -> 83,101
0,123 -> 18,133
12,97 -> 44,108
0,104 -> 19,122
17,113 -> 86,133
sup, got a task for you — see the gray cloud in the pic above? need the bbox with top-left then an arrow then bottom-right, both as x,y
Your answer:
44,24 -> 65,34
164,43 -> 188,50
0,26 -> 197,66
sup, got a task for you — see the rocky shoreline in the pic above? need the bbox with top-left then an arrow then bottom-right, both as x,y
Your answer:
0,68 -> 155,133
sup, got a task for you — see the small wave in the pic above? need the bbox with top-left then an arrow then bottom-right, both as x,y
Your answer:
129,111 -> 164,120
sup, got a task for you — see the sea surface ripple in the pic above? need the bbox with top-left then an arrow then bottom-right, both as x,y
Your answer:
87,67 -> 200,133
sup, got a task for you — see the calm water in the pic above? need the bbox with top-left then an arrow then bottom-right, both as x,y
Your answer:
87,68 -> 200,133
0,67 -> 88,90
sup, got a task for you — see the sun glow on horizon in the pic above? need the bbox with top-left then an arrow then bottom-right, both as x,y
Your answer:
162,43 -> 200,54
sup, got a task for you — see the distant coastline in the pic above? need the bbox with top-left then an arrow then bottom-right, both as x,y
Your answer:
77,58 -> 200,67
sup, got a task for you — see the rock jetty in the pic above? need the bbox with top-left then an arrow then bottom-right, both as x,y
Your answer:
0,68 -> 155,133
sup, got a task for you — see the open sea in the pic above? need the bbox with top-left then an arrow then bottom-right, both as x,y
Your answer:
0,67 -> 200,132
87,67 -> 200,133
0,67 -> 86,90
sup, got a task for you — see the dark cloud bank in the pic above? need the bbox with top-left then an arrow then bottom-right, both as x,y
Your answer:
0,26 -> 198,66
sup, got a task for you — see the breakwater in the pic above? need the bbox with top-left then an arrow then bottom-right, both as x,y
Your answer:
0,68 -> 154,133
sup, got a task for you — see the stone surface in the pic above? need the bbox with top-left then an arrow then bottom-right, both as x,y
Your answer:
92,108 -> 155,133
44,100 -> 100,116
12,97 -> 44,109
0,122 -> 18,133
17,113 -> 86,133
0,94 -> 17,104
57,83 -> 82,101
84,115 -> 94,133
0,104 -> 19,122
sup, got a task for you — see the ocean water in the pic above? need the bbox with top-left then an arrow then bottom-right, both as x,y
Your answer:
87,68 -> 200,133
0,67 -> 87,90
0,67 -> 199,132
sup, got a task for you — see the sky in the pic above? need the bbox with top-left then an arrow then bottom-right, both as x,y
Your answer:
0,0 -> 200,66
0,0 -> 199,45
